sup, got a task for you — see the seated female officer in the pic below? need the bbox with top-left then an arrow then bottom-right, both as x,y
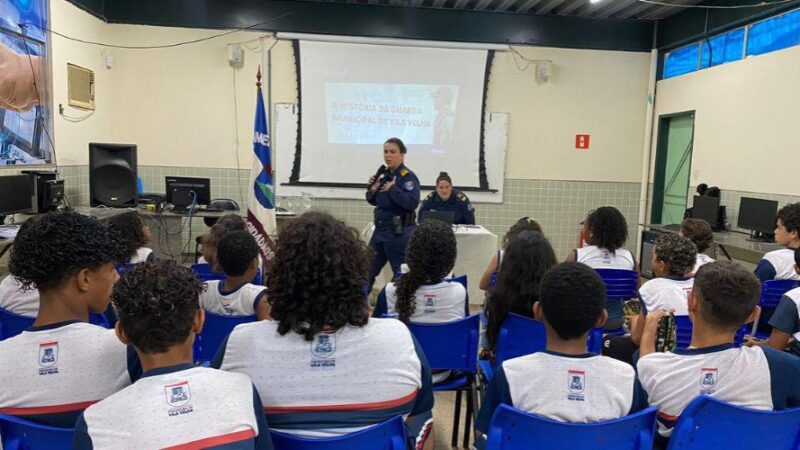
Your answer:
419,172 -> 476,225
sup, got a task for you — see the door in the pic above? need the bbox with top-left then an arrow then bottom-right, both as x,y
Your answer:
651,112 -> 695,225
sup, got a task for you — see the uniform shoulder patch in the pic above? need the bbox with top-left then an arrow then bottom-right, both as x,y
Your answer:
404,180 -> 416,191
425,192 -> 434,201
457,192 -> 470,203
399,168 -> 409,177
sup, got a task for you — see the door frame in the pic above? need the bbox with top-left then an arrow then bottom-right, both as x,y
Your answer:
650,110 -> 696,224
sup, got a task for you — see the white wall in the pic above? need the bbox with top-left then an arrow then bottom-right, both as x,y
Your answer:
652,44 -> 800,196
49,0 -> 650,187
49,0 -> 115,165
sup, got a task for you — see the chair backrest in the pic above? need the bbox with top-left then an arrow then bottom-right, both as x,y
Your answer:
761,279 -> 800,309
490,270 -> 499,289
587,328 -> 604,354
204,199 -> 240,227
0,307 -> 33,341
674,315 -> 747,349
270,415 -> 407,450
594,269 -> 638,300
408,314 -> 479,374
668,396 -> 800,449
494,313 -> 547,366
193,310 -> 257,362
0,413 -> 74,450
191,263 -> 262,285
447,274 -> 468,291
486,404 -> 657,450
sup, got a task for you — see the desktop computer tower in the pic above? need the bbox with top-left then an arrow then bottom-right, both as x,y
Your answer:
21,170 -> 64,213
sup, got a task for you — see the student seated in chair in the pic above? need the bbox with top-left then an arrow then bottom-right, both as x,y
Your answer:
755,202 -> 800,283
603,234 -> 696,364
758,248 -> 800,356
213,212 -> 435,450
0,212 -> 139,427
72,260 -> 272,449
372,220 -> 465,323
637,261 -> 800,448
478,217 -> 543,292
474,262 -> 645,450
0,216 -> 43,317
680,218 -> 715,275
199,230 -> 269,320
107,211 -> 154,264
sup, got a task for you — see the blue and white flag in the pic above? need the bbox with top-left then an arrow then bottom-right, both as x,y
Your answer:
246,67 -> 277,271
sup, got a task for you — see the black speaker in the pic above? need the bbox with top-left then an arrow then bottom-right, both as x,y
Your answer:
89,143 -> 138,207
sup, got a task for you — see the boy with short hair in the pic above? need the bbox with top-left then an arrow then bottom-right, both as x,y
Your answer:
0,212 -> 138,427
73,260 -> 272,449
638,261 -> 800,445
475,262 -> 645,449
762,247 -> 800,356
755,202 -> 800,282
199,230 -> 268,319
639,234 -> 697,316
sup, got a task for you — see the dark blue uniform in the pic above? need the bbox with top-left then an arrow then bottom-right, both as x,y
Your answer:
366,164 -> 420,290
419,190 -> 475,225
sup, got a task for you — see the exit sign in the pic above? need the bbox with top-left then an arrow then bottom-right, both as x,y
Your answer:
575,134 -> 590,149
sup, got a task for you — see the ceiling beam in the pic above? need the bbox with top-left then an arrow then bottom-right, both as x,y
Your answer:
515,0 -> 547,13
553,0 -> 587,16
617,0 -> 696,19
453,0 -> 471,8
495,0 -> 517,11
474,0 -> 494,10
637,0 -> 704,19
432,0 -> 447,7
594,0 -> 640,17
534,0 -> 566,15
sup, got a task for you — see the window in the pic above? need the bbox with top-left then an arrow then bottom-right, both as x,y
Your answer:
701,28 -> 745,68
664,43 -> 700,79
746,9 -> 800,56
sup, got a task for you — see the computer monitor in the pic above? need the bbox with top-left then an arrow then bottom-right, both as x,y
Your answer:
165,177 -> 211,206
639,229 -> 661,279
692,195 -> 720,228
738,197 -> 778,237
0,174 -> 34,215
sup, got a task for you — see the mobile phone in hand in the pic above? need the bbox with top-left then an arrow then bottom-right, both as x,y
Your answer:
655,312 -> 676,353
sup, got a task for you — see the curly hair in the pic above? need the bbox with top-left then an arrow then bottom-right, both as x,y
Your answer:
777,202 -> 800,236
485,231 -> 558,352
539,262 -> 607,340
694,261 -> 761,332
268,211 -> 370,341
108,211 -> 148,261
654,233 -> 697,276
681,218 -> 714,253
502,217 -> 544,249
394,221 -> 457,322
585,206 -> 628,252
10,212 -> 118,292
112,260 -> 205,354
217,230 -> 259,277
202,214 -> 246,270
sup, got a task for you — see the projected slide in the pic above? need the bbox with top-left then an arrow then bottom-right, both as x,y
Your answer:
325,82 -> 459,149
297,40 -> 487,187
0,0 -> 51,165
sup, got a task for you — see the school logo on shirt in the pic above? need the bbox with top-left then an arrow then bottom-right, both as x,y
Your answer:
601,251 -> 612,264
700,368 -> 718,393
165,381 -> 194,416
567,370 -> 586,401
38,342 -> 59,375
310,332 -> 336,371
423,294 -> 436,313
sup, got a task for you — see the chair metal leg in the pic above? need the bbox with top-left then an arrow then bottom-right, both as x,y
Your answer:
452,389 -> 462,448
463,386 -> 474,448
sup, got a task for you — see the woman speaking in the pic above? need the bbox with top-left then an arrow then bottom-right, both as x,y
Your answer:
419,172 -> 476,225
366,137 -> 420,291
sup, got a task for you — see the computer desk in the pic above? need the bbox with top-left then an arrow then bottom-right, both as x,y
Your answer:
642,224 -> 781,264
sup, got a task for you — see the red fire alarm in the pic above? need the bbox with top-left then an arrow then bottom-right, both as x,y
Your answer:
575,134 -> 590,149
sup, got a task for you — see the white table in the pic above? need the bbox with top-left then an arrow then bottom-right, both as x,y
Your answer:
363,224 -> 498,305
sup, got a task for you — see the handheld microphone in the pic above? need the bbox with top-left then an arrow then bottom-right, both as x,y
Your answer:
369,165 -> 387,188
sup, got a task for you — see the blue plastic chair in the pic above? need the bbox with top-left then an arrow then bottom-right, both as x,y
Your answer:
0,308 -> 109,341
674,315 -> 748,349
749,279 -> 800,339
668,396 -> 800,449
587,327 -> 604,353
485,404 -> 657,450
595,269 -> 638,333
270,415 -> 407,450
191,263 -> 263,285
409,314 -> 480,448
479,313 -> 547,383
115,263 -> 136,276
0,414 -> 74,450
193,311 -> 257,363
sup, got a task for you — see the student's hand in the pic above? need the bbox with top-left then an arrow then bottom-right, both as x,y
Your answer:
639,309 -> 671,357
380,177 -> 396,192
743,336 -> 764,347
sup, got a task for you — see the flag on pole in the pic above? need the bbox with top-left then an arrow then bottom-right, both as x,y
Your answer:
246,66 -> 277,272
